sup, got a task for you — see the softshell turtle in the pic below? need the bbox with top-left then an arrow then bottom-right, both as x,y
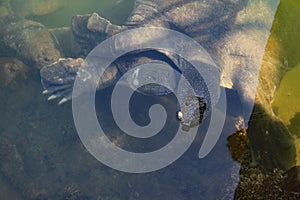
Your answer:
40,0 -> 296,170
41,0 -> 242,127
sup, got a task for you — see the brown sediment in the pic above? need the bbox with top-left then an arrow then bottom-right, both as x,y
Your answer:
283,166 -> 300,192
62,184 -> 85,200
0,136 -> 46,199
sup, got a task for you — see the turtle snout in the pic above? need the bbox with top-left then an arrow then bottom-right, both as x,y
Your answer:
177,111 -> 191,132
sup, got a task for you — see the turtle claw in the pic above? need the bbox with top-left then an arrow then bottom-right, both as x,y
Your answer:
42,84 -> 73,96
48,95 -> 58,101
58,98 -> 70,105
44,88 -> 72,104
46,94 -> 71,105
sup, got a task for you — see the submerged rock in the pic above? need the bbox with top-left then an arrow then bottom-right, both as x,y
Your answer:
235,149 -> 300,199
0,57 -> 29,87
0,17 -> 62,68
0,1 -> 64,69
227,128 -> 248,163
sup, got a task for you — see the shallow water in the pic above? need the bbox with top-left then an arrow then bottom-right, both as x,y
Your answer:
0,0 -> 299,199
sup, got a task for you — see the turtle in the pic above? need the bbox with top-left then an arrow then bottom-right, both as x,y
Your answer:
41,0 -> 242,126
40,0 -> 296,170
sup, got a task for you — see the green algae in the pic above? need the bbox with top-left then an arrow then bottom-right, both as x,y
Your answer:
273,63 -> 300,126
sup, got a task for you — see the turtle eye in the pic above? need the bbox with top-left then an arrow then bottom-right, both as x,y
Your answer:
177,111 -> 183,121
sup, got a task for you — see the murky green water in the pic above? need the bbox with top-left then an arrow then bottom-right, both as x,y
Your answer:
27,0 -> 135,27
0,0 -> 300,199
271,0 -> 300,165
273,63 -> 300,165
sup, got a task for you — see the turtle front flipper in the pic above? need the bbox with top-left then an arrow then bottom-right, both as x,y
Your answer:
40,58 -> 83,104
40,58 -> 120,104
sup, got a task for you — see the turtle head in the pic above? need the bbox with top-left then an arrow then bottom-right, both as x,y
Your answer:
40,58 -> 83,104
177,96 -> 207,132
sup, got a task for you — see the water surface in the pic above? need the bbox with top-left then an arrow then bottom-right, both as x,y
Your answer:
0,0 -> 300,199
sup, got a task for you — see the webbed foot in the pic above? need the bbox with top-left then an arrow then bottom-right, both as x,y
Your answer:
40,58 -> 83,104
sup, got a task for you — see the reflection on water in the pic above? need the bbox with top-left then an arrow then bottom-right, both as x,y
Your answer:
0,0 -> 299,199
